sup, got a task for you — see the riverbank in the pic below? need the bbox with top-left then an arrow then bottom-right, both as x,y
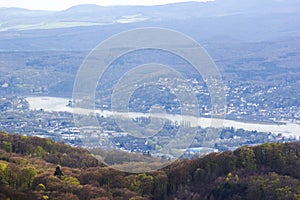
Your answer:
26,96 -> 300,138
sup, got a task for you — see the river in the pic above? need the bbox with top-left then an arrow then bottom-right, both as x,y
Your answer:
26,96 -> 300,138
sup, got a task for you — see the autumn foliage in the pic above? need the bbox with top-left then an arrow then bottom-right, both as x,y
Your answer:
1,131 -> 300,199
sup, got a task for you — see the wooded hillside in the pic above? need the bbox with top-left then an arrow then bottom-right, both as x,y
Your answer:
1,131 -> 300,199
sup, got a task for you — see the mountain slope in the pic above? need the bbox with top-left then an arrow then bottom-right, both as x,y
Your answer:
1,131 -> 300,199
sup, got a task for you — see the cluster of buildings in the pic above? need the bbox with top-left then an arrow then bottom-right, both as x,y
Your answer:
0,90 -> 300,160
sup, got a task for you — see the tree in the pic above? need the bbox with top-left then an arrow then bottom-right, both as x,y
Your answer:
0,161 -> 8,185
235,146 -> 256,170
19,166 -> 37,190
54,165 -> 64,178
5,163 -> 19,189
78,185 -> 110,200
1,141 -> 12,153
35,183 -> 46,191
152,172 -> 167,200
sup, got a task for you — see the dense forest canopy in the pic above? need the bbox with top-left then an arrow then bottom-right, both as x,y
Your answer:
1,131 -> 300,199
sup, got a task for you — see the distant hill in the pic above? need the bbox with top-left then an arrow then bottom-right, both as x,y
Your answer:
0,0 -> 300,51
1,131 -> 300,199
0,0 -> 299,102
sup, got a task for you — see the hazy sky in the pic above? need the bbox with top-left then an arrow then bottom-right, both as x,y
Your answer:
0,0 -> 214,11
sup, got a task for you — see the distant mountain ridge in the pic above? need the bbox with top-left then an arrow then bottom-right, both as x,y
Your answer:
0,0 -> 299,32
0,0 -> 299,51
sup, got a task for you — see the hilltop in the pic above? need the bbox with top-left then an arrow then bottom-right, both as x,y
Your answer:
0,0 -> 300,51
1,131 -> 300,199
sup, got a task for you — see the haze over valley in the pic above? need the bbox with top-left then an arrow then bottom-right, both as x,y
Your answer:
0,0 -> 300,166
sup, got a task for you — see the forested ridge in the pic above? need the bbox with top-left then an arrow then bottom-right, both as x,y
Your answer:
1,131 -> 300,200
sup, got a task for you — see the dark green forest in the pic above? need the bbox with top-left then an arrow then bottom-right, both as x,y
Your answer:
1,131 -> 300,200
